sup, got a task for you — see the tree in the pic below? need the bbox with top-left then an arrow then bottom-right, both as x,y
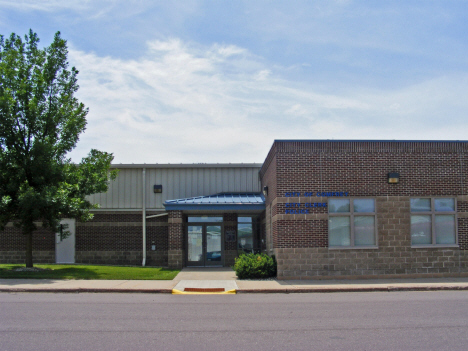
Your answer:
0,30 -> 117,267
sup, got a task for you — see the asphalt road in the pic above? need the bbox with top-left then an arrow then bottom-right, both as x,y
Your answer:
1,291 -> 468,351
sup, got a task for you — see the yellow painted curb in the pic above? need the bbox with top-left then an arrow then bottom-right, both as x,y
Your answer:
172,289 -> 236,295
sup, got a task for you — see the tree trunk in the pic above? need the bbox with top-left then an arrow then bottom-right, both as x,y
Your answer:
25,232 -> 33,267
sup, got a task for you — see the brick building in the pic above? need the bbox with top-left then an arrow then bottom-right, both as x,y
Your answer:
261,140 -> 468,279
2,140 -> 468,279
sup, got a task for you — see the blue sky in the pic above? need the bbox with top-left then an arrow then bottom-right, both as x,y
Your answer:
2,1 -> 468,163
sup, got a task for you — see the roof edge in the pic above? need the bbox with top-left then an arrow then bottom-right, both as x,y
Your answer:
274,139 -> 468,143
164,204 -> 266,211
110,163 -> 263,169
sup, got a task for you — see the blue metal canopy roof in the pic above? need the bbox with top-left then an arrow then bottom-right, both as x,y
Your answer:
164,193 -> 265,211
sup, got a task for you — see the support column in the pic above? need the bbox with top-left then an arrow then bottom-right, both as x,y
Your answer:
224,213 -> 238,266
168,210 -> 184,269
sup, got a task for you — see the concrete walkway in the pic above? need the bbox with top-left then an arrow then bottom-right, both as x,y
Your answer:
1,268 -> 468,294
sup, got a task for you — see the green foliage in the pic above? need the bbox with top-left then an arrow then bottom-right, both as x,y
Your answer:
0,30 -> 117,266
233,253 -> 277,279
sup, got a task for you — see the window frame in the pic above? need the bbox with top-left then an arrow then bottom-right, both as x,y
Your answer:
328,198 -> 378,249
410,197 -> 458,248
237,216 -> 258,253
187,216 -> 223,223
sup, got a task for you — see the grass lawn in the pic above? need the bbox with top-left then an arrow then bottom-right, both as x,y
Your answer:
0,264 -> 180,280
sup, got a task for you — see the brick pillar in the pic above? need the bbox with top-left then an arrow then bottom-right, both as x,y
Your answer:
168,210 -> 184,269
224,213 -> 238,266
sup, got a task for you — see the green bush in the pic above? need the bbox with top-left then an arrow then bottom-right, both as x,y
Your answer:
233,253 -> 277,279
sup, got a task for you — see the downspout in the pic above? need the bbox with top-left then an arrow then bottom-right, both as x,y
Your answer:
142,168 -> 146,266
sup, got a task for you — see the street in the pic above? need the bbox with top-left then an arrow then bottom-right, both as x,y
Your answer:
1,291 -> 468,350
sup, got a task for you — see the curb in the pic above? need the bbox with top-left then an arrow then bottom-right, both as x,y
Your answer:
1,285 -> 468,294
236,285 -> 468,293
172,289 -> 236,294
0,288 -> 173,294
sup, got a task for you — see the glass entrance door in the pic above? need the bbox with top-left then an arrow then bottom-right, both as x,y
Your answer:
205,225 -> 222,265
187,225 -> 203,265
187,225 -> 222,266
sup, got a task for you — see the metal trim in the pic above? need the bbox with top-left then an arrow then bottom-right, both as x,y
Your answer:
111,163 -> 263,169
274,139 -> 468,143
165,204 -> 266,211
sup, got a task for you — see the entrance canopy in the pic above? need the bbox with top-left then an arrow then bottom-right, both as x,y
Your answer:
164,193 -> 265,211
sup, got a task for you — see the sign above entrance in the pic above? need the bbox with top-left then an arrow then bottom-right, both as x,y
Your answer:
285,191 -> 349,197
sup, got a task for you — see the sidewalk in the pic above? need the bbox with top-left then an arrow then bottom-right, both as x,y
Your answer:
235,277 -> 468,293
2,268 -> 468,294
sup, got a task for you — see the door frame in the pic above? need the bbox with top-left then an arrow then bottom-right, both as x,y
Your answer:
186,223 -> 224,267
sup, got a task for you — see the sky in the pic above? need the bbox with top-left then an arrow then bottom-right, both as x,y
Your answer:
1,1 -> 468,164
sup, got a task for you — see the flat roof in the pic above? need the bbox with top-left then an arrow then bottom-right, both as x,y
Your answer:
274,139 -> 468,143
164,193 -> 265,211
110,163 -> 262,169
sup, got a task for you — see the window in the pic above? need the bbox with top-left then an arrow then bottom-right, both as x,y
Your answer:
238,217 -> 253,252
187,216 -> 223,223
328,199 -> 376,247
410,198 -> 456,246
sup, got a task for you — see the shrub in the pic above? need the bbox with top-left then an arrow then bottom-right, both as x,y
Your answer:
233,253 -> 277,279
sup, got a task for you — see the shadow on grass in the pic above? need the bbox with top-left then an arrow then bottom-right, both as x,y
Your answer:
0,265 -> 101,280
0,264 -> 180,281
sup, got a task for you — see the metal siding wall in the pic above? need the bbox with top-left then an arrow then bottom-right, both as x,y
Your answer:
206,169 -> 212,194
147,169 -> 155,209
240,169 -> 247,193
111,173 -> 119,208
215,168 -> 222,194
222,168 -> 230,193
134,169 -> 142,208
89,166 -> 261,209
118,171 -> 125,208
86,169 -> 142,209
173,169 -> 179,201
235,168 -> 242,192
197,169 -> 204,194
160,169 -> 167,204
186,170 -> 191,196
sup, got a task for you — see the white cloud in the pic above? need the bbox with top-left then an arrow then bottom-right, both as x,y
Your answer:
0,0 -> 98,12
215,45 -> 247,58
67,38 -> 468,164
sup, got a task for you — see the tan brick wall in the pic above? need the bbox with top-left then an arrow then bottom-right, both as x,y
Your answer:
0,251 -> 54,264
168,249 -> 184,269
224,250 -> 238,267
273,195 -> 468,279
75,250 -> 167,266
0,211 -> 170,266
275,247 -> 468,280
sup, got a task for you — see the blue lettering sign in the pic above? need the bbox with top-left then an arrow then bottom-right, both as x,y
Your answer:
291,203 -> 327,211
285,191 -> 348,197
316,192 -> 348,197
286,203 -> 303,208
285,209 -> 309,214
285,192 -> 301,197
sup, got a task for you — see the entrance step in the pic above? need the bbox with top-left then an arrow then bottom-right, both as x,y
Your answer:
184,288 -> 225,292
173,267 -> 237,281
172,280 -> 238,294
